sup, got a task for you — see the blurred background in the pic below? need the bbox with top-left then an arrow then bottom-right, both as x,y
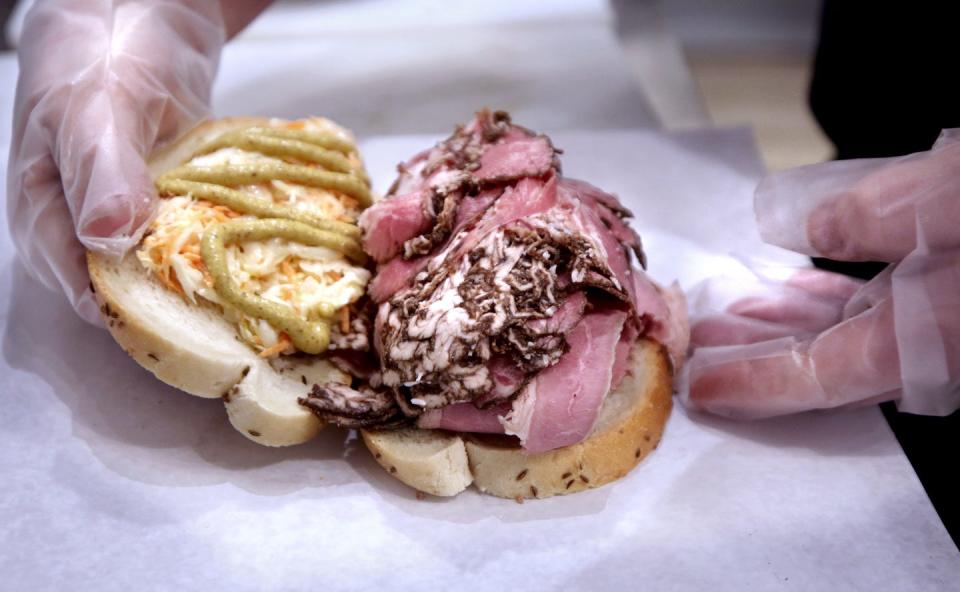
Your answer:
1,0 -> 832,171
612,0 -> 832,170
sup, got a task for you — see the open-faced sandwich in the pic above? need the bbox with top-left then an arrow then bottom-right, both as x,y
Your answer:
88,117 -> 374,446
301,110 -> 689,499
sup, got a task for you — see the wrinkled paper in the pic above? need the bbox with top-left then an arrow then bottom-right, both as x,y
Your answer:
1,128 -> 957,591
4,1 -> 955,588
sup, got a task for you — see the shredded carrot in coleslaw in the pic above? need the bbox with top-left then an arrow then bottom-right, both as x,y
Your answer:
158,268 -> 185,297
281,258 -> 296,280
137,119 -> 372,358
258,332 -> 293,358
339,196 -> 359,211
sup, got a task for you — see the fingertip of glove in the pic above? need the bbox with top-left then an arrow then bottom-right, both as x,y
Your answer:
76,189 -> 154,257
79,233 -> 143,260
754,172 -> 819,256
806,197 -> 849,260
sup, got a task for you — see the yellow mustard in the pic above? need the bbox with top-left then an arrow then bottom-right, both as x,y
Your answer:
156,124 -> 371,355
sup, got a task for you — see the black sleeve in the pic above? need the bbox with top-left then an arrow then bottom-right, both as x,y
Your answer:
810,0 -> 960,551
810,1 -> 960,160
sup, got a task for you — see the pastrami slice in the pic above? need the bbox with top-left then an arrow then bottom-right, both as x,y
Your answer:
305,110 -> 688,458
502,308 -> 628,453
475,136 -> 557,182
417,401 -> 511,433
359,190 -> 431,263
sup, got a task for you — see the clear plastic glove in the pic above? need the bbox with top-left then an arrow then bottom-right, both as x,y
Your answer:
683,130 -> 960,419
6,0 -> 268,323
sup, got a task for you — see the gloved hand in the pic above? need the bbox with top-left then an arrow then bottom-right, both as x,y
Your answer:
6,0 -> 269,323
683,130 -> 960,419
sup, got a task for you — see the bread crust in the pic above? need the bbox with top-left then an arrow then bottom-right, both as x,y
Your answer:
361,338 -> 672,498
87,117 -> 351,447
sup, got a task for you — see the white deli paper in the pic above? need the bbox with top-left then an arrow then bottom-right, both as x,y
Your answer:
210,4 -> 657,136
1,128 -> 957,591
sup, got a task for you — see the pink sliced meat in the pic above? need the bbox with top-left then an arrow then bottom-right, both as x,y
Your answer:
556,194 -> 637,306
455,189 -> 499,229
388,148 -> 432,196
359,191 -> 430,263
561,178 -> 645,266
474,291 -> 588,407
610,319 -> 639,389
605,278 -> 690,387
369,257 -> 425,303
502,308 -> 628,453
637,277 -> 689,370
526,290 -> 587,334
356,111 -> 689,452
484,356 -> 528,402
475,136 -> 556,182
560,195 -> 678,355
630,268 -> 669,331
487,176 -> 559,228
417,401 -> 511,433
561,178 -> 631,217
449,175 -> 558,263
369,177 -> 558,303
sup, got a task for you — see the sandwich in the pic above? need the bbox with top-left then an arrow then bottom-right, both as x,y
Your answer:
88,116 -> 375,446
301,110 -> 689,499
